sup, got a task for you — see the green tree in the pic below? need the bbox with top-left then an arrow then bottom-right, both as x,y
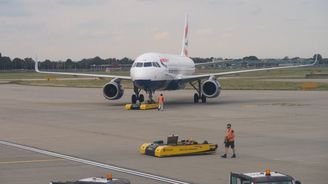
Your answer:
12,58 -> 24,69
23,58 -> 34,70
243,56 -> 259,61
0,56 -> 12,70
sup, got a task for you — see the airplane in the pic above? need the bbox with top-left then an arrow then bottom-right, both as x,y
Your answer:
35,15 -> 318,104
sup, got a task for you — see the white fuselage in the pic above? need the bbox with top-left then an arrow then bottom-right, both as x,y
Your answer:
130,52 -> 195,91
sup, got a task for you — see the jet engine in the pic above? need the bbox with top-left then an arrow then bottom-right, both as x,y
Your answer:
103,80 -> 124,100
201,79 -> 221,98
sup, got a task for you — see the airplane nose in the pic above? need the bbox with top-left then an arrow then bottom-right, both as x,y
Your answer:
130,68 -> 165,90
133,79 -> 166,91
130,68 -> 160,80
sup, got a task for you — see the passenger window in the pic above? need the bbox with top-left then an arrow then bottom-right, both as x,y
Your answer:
136,63 -> 143,67
144,62 -> 152,67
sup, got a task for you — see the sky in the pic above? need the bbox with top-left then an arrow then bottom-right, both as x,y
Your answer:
0,0 -> 327,60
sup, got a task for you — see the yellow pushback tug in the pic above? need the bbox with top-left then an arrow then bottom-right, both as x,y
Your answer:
125,103 -> 159,110
140,135 -> 218,157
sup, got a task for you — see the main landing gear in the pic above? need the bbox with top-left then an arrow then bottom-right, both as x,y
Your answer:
189,80 -> 207,103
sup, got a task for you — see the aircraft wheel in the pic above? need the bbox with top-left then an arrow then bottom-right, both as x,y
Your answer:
201,95 -> 207,103
194,93 -> 199,103
139,94 -> 144,103
132,94 -> 137,104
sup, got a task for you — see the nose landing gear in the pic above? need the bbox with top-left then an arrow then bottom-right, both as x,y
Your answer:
131,85 -> 156,104
131,86 -> 145,104
126,86 -> 158,110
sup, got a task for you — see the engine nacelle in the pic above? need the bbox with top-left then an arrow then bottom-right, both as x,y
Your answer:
201,79 -> 221,98
103,80 -> 124,100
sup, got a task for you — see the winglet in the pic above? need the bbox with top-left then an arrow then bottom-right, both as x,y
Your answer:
181,14 -> 189,57
34,60 -> 39,73
312,54 -> 319,65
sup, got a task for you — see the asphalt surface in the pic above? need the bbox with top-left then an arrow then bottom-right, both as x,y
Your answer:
0,84 -> 327,184
261,78 -> 328,83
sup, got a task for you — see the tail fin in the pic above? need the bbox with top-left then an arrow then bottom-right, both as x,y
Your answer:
181,14 -> 189,57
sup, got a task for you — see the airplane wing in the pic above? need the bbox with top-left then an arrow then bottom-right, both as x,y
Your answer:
180,55 -> 318,81
195,60 -> 227,67
35,61 -> 131,80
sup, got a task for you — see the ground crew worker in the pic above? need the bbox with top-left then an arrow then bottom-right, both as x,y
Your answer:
221,123 -> 236,158
106,173 -> 112,181
186,137 -> 193,145
158,93 -> 164,111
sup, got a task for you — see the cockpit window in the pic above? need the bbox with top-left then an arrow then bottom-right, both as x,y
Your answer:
134,62 -> 161,68
136,63 -> 143,67
144,62 -> 152,67
152,62 -> 160,67
160,61 -> 167,68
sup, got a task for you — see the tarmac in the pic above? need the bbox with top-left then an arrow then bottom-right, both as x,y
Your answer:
0,84 -> 327,184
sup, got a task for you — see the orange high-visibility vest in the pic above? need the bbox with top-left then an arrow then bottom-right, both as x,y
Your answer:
226,128 -> 235,142
158,96 -> 164,103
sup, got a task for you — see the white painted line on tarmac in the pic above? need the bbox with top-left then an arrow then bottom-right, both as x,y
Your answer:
0,140 -> 191,184
0,158 -> 63,164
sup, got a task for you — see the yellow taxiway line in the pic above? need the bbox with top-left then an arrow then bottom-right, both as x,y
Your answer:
0,158 -> 64,164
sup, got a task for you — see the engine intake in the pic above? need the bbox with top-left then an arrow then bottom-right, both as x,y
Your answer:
103,80 -> 124,100
201,79 -> 221,98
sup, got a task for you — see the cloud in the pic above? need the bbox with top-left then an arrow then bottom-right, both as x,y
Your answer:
56,0 -> 108,6
0,0 -> 327,59
250,6 -> 262,15
195,28 -> 213,36
153,31 -> 169,40
0,0 -> 31,17
0,0 -> 11,4
208,0 -> 245,6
